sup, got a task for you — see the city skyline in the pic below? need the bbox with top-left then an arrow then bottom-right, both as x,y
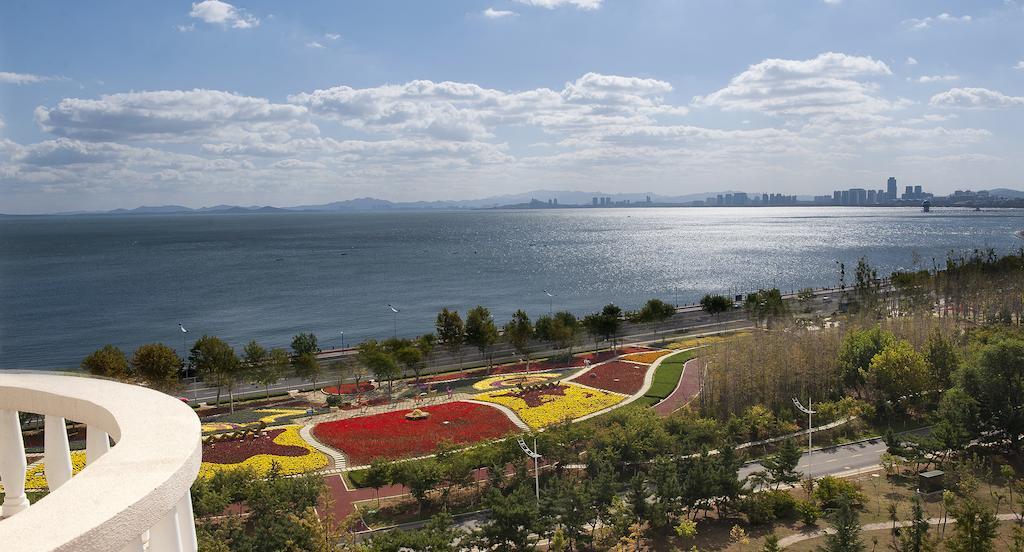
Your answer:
2,1 -> 1024,213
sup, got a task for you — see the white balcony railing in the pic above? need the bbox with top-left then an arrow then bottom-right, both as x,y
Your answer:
0,372 -> 201,551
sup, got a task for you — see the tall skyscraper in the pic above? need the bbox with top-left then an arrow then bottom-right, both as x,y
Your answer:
887,177 -> 897,201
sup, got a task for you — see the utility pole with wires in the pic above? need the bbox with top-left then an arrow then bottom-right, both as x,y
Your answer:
793,396 -> 817,479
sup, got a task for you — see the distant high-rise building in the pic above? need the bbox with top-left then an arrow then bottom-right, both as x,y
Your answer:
914,185 -> 922,196
887,177 -> 897,200
849,188 -> 867,205
867,190 -> 877,204
840,190 -> 850,205
592,197 -> 599,206
833,191 -> 842,203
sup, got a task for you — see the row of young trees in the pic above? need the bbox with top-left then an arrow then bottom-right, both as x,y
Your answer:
81,331 -> 323,410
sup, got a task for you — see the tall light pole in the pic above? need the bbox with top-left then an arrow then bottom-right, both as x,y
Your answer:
517,436 -> 541,506
386,304 -> 399,339
793,396 -> 817,479
179,323 -> 191,400
543,290 -> 554,315
340,330 -> 345,350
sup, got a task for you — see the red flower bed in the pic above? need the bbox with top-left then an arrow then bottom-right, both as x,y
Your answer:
574,360 -> 649,395
312,401 -> 518,465
322,382 -> 375,395
203,429 -> 307,464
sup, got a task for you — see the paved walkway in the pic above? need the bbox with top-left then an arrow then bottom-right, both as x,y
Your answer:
778,513 -> 1020,548
653,356 -> 704,416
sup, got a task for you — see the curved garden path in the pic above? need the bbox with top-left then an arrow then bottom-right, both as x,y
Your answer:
778,513 -> 1020,548
652,356 -> 704,416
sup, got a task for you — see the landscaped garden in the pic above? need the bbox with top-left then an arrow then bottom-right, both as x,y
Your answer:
571,360 -> 649,395
311,401 -> 519,466
199,425 -> 328,478
475,382 -> 624,429
472,371 -> 562,391
321,381 -> 375,395
618,349 -> 673,364
23,450 -> 87,491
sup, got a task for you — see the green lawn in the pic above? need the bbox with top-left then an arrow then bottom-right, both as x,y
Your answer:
641,349 -> 698,403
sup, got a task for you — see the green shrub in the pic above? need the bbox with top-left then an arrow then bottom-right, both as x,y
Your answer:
796,498 -> 821,525
813,476 -> 865,509
741,490 -> 796,525
326,394 -> 343,407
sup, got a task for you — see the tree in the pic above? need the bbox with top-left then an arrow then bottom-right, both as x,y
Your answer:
291,332 -> 319,357
819,496 -> 864,552
241,340 -> 267,387
923,328 -> 959,390
365,459 -> 391,508
131,343 -> 183,392
504,309 -> 534,367
364,350 -> 400,399
961,337 -> 1024,450
867,340 -> 931,411
585,304 -> 624,351
853,257 -> 883,316
837,326 -> 896,396
395,346 -> 422,382
763,534 -> 782,552
293,352 -> 321,392
638,298 -> 675,344
365,512 -> 461,552
761,438 -> 803,489
551,311 -> 580,353
478,484 -> 541,551
744,288 -> 789,329
81,344 -> 131,380
435,308 -> 465,366
946,496 -> 998,552
797,288 -> 816,313
464,305 -> 499,367
189,335 -> 241,409
252,347 -> 288,399
701,294 -> 733,324
894,497 -> 937,552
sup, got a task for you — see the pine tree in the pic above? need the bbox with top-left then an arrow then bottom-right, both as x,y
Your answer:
819,496 -> 864,552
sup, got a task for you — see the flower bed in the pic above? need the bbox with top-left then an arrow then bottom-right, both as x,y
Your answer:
22,451 -> 87,491
472,372 -> 561,391
322,382 -> 375,395
572,361 -> 649,395
199,425 -> 328,478
312,401 -> 518,465
475,383 -> 624,429
619,350 -> 673,365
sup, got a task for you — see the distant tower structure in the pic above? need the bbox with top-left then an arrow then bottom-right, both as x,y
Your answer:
887,177 -> 897,201
593,197 -> 599,206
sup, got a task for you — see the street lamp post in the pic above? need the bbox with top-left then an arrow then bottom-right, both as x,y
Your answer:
543,290 -> 554,315
340,330 -> 345,350
178,323 -> 191,401
386,304 -> 399,339
517,436 -> 541,507
793,396 -> 817,479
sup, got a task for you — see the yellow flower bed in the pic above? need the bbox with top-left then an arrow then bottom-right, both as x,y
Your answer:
255,408 -> 307,424
475,383 -> 623,429
201,422 -> 241,433
199,425 -> 329,479
24,451 -> 87,491
619,350 -> 673,364
472,371 -> 561,390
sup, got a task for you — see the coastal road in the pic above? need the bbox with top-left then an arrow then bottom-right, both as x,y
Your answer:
182,285 -> 847,403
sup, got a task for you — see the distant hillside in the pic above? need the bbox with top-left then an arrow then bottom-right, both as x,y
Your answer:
985,188 -> 1024,199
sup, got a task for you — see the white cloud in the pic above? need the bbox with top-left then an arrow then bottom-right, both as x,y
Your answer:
1016,61 -> 1024,70
822,0 -> 842,4
0,71 -> 64,85
483,7 -> 517,18
324,33 -> 341,40
176,23 -> 195,32
906,57 -> 918,66
904,13 -> 972,30
306,41 -> 325,49
914,75 -> 959,83
693,52 -> 898,122
35,89 -> 316,143
513,0 -> 601,10
288,73 -> 682,141
0,115 -> 5,130
930,87 -> 1024,109
189,0 -> 259,29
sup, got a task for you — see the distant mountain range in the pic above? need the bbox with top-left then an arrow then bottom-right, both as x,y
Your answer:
11,188 -> 1024,216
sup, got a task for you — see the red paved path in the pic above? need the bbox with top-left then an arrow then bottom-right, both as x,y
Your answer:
653,357 -> 703,416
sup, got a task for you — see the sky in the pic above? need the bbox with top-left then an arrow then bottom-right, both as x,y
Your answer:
1,0 -> 1023,213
